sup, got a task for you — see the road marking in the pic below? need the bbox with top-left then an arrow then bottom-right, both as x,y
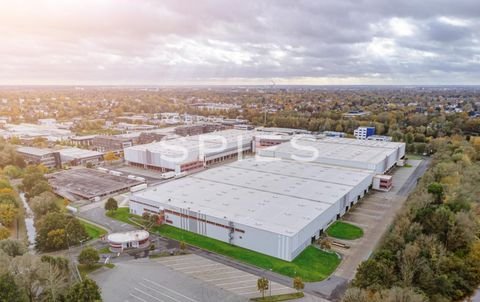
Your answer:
204,274 -> 252,282
139,284 -> 183,302
134,288 -> 165,302
226,285 -> 258,291
143,278 -> 199,302
173,263 -> 221,270
182,267 -> 235,274
129,293 -> 148,302
216,279 -> 256,286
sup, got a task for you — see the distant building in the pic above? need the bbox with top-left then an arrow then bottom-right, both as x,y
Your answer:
93,135 -> 133,152
70,135 -> 96,147
323,131 -> 346,138
354,127 -> 376,139
58,148 -> 103,166
367,135 -> 393,142
174,124 -> 225,136
16,147 -> 61,169
343,110 -> 370,118
37,118 -> 57,126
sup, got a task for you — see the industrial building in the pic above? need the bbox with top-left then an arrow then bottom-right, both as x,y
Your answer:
353,126 -> 375,139
257,137 -> 405,174
93,135 -> 133,152
58,148 -> 103,166
130,157 -> 374,261
16,147 -> 62,169
124,129 -> 255,173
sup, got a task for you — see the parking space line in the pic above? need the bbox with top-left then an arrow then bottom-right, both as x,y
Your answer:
139,284 -> 182,302
143,278 -> 199,302
204,274 -> 252,282
134,288 -> 165,302
174,263 -> 223,271
130,293 -> 148,302
182,267 -> 236,274
216,279 -> 256,286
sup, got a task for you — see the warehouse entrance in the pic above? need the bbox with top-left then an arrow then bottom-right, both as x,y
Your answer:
311,236 -> 316,244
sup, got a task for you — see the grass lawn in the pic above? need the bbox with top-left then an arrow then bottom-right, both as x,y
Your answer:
154,224 -> 340,282
326,221 -> 363,240
109,208 -> 341,281
250,292 -> 304,301
80,220 -> 107,240
106,208 -> 133,223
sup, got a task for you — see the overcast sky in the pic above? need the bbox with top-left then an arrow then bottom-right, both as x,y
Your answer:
1,0 -> 480,85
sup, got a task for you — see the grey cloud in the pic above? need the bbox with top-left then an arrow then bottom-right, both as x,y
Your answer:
0,0 -> 480,84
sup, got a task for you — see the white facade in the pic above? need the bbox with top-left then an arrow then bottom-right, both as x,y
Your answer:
129,157 -> 373,261
353,127 -> 375,139
124,129 -> 255,172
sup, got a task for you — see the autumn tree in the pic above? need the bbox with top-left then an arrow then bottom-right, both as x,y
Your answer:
0,203 -> 18,226
66,278 -> 102,302
0,226 -> 10,240
78,247 -> 100,267
293,276 -> 304,292
257,277 -> 269,298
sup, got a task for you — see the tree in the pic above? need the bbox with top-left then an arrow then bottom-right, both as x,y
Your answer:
11,254 -> 46,302
104,198 -> 118,212
0,239 -> 27,257
36,213 -> 88,252
28,180 -> 51,198
78,247 -> 100,267
66,278 -> 102,302
2,165 -> 22,179
179,241 -> 186,251
427,182 -> 444,204
0,273 -> 23,302
293,276 -> 304,292
30,191 -> 60,218
0,226 -> 10,240
0,203 -> 18,226
104,151 -> 119,162
257,277 -> 269,298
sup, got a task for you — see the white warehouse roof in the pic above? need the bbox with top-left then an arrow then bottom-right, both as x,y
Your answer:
131,157 -> 373,236
257,137 -> 405,173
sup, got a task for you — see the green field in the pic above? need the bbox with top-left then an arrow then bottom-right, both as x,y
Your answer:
155,224 -> 340,281
326,221 -> 364,240
108,208 -> 341,281
80,220 -> 107,240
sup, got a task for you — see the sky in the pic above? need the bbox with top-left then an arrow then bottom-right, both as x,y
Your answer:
1,0 -> 480,85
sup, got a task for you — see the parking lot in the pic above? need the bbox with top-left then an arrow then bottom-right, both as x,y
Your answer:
155,254 -> 297,299
91,257 -> 247,302
331,159 -> 426,280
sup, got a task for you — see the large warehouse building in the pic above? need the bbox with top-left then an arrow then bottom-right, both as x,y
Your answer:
124,129 -> 255,173
129,136 -> 406,261
257,137 -> 405,173
130,157 -> 374,261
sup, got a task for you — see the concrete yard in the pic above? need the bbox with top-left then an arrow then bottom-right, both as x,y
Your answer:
154,254 -> 296,299
47,168 -> 143,201
91,257 -> 247,302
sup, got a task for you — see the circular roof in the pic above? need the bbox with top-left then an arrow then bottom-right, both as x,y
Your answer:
107,230 -> 149,243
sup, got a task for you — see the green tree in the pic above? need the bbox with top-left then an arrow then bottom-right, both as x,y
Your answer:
0,273 -> 23,302
36,213 -> 88,252
0,239 -> 27,257
104,198 -> 118,212
66,278 -> 102,302
427,182 -> 444,204
30,192 -> 61,218
78,247 -> 100,267
257,277 -> 269,298
28,180 -> 51,198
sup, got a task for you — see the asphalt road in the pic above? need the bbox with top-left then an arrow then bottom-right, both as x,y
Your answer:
396,158 -> 431,196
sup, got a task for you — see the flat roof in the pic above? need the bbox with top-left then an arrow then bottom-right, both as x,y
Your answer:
132,157 -> 372,236
321,137 -> 403,149
108,230 -> 149,243
257,138 -> 393,165
17,146 -> 56,156
126,129 -> 254,159
58,147 -> 103,159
